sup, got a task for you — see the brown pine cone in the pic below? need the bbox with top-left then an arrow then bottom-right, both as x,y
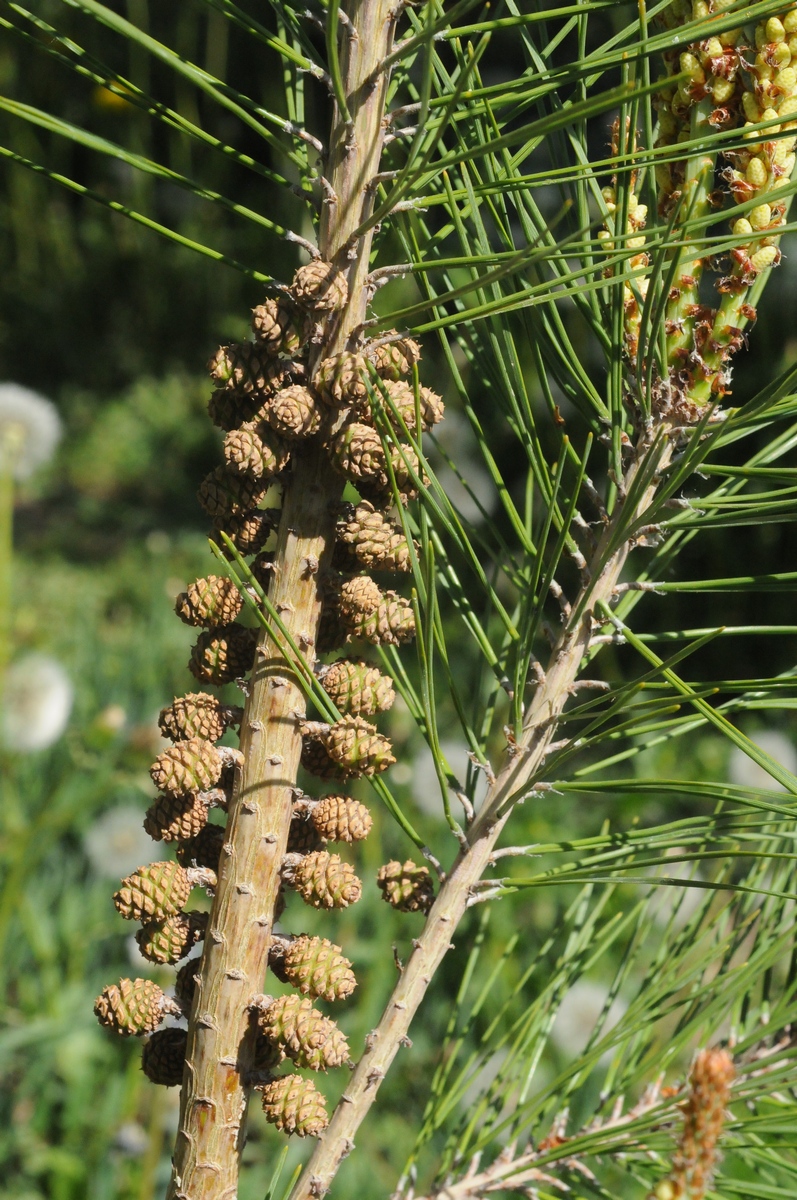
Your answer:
270,934 -> 356,1001
189,625 -> 258,686
311,795 -> 372,843
142,1027 -> 187,1087
366,332 -> 422,380
291,260 -> 348,312
209,343 -> 287,396
363,379 -> 444,433
136,911 -> 208,964
331,422 -> 386,484
176,823 -> 226,871
207,388 -> 262,432
150,738 -> 222,795
347,592 -> 416,646
158,693 -> 242,743
336,575 -> 382,622
197,466 -> 268,518
223,421 -> 290,480
261,1074 -> 328,1137
143,791 -> 210,842
336,501 -> 414,572
174,958 -> 199,1012
263,385 -> 322,439
175,576 -> 243,628
213,509 -> 275,556
251,295 -> 307,354
377,859 -> 435,913
301,735 -> 346,780
113,861 -> 194,922
287,798 -> 325,854
325,715 -> 395,777
316,352 -> 369,406
95,977 -> 180,1036
283,850 -> 362,909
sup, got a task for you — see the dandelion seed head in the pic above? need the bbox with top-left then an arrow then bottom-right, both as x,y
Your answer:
0,384 -> 62,480
1,653 -> 73,751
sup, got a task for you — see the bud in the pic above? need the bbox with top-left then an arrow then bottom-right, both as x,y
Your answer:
135,911 -> 208,964
311,794 -> 373,843
142,1027 -> 187,1087
291,260 -> 348,312
189,625 -> 258,686
95,977 -> 180,1035
197,466 -> 267,518
283,850 -> 362,909
270,934 -> 356,1001
175,576 -> 243,628
377,859 -> 435,913
261,1074 -> 329,1137
318,658 -> 395,716
325,715 -> 396,777
150,737 -> 223,795
158,693 -> 242,743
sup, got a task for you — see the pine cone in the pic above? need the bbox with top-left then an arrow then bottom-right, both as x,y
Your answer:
189,625 -> 258,685
158,693 -> 242,743
176,823 -> 226,871
150,738 -> 223,795
261,1074 -> 328,1137
252,1031 -> 286,1075
316,352 -> 369,406
318,659 -> 394,716
336,576 -> 382,622
336,501 -> 413,572
316,603 -> 350,655
301,735 -> 346,780
271,935 -> 356,1001
224,422 -> 290,480
144,792 -> 210,842
142,1027 -> 187,1087
324,715 -> 395,777
197,466 -> 268,518
136,911 -> 208,964
113,861 -> 195,922
347,592 -> 416,645
262,384 -> 322,439
377,859 -> 434,913
258,995 -> 349,1071
213,509 -> 274,556
291,260 -> 348,312
175,576 -> 243,628
331,422 -> 386,484
251,296 -> 306,354
94,977 -> 179,1036
366,332 -> 422,380
209,343 -> 287,395
311,795 -> 372,843
174,958 -> 199,1012
288,799 -> 326,854
358,444 -> 421,503
283,850 -> 362,909
208,388 -> 261,432
365,380 -> 444,433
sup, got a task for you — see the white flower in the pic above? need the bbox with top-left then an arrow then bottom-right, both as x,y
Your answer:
728,729 -> 797,793
1,653 -> 73,751
0,384 -> 62,480
84,805 -> 153,878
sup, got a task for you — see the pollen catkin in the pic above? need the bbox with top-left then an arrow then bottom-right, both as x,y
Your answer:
224,422 -> 290,480
291,260 -> 348,312
197,466 -> 268,518
258,995 -> 349,1070
261,1074 -> 329,1137
311,795 -> 372,843
175,576 -> 243,628
316,352 -> 369,406
189,625 -> 258,686
251,295 -> 306,354
142,1027 -> 188,1087
135,911 -> 208,964
94,978 -> 180,1036
150,737 -> 223,795
263,385 -> 322,438
318,658 -> 395,716
283,850 -> 362,909
176,823 -> 226,871
367,332 -> 422,380
325,715 -> 396,777
144,791 -> 210,842
113,861 -> 195,922
377,859 -> 435,913
336,500 -> 413,571
158,693 -> 242,743
271,935 -> 356,1001
655,1048 -> 736,1200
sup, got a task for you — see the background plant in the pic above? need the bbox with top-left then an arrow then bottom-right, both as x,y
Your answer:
3,1 -> 797,1198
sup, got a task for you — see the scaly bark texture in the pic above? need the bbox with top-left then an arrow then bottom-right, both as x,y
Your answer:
168,2 -> 399,1196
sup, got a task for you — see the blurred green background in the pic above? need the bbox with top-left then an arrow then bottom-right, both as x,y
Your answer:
2,5 -> 797,1200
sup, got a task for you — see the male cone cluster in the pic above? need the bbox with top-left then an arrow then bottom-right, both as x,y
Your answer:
94,258 -> 441,1132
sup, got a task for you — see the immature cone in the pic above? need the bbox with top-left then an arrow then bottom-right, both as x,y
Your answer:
367,332 -> 421,380
208,388 -> 260,432
364,379 -> 444,433
136,911 -> 208,964
287,799 -> 325,854
197,465 -> 267,518
284,850 -> 362,909
142,1027 -> 188,1087
348,592 -> 416,646
316,602 -> 351,656
94,977 -> 179,1036
113,861 -> 196,922
271,935 -> 356,1001
264,385 -> 322,438
258,995 -> 349,1070
144,791 -> 210,842
377,859 -> 435,913
316,352 -> 368,406
331,422 -> 386,484
301,735 -> 346,780
175,576 -> 243,628
251,296 -> 305,354
214,509 -> 274,556
176,823 -> 226,872
312,795 -> 372,843
291,260 -> 348,312
657,1048 -> 736,1200
261,1074 -> 329,1137
158,693 -> 242,743
337,575 -> 382,622
209,342 -> 287,396
319,658 -> 395,716
224,422 -> 290,480
189,625 -> 258,685
174,958 -> 199,1012
150,737 -> 223,795
325,715 -> 396,777
359,444 -> 421,502
336,500 -> 413,571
